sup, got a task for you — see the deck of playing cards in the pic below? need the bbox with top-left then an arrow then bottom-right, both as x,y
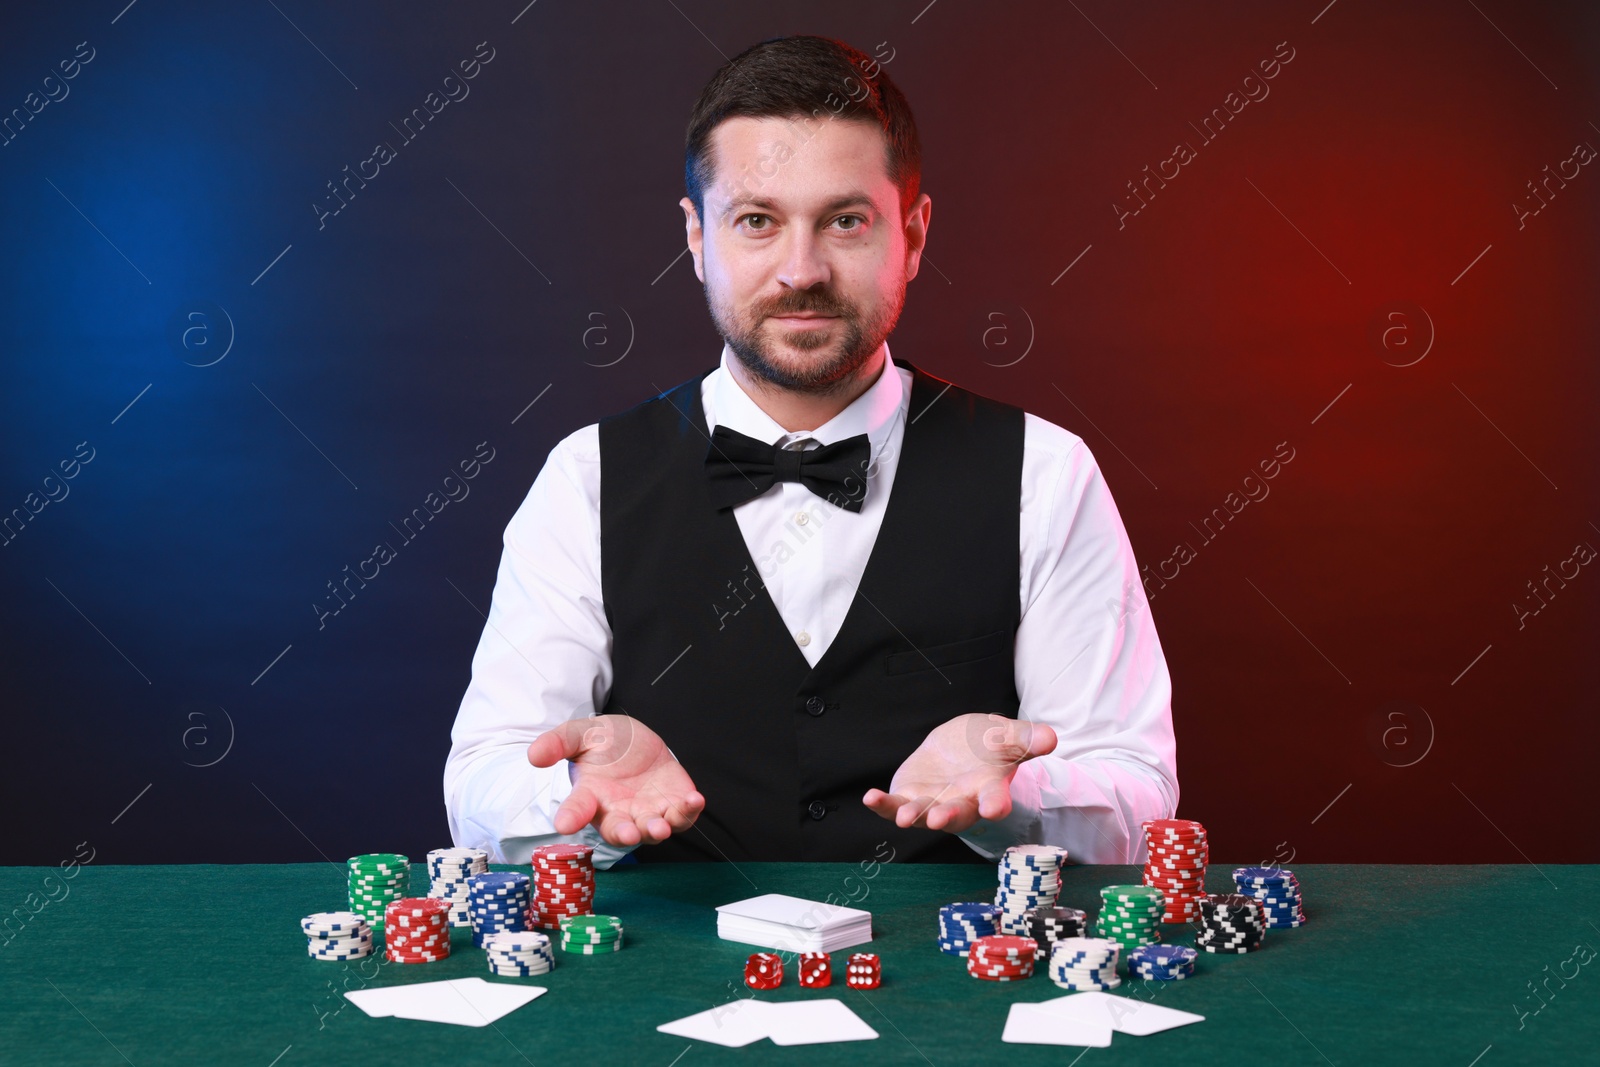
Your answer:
715,893 -> 873,953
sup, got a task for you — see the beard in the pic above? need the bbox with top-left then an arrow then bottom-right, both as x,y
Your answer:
708,273 -> 907,396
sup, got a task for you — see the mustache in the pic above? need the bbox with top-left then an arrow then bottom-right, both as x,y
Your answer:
759,293 -> 852,318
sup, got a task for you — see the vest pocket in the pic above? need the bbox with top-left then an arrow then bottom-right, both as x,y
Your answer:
883,628 -> 1010,675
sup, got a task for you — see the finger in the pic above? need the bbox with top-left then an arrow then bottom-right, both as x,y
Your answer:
527,719 -> 594,768
635,812 -> 675,845
979,717 -> 1058,766
924,796 -> 979,833
895,794 -> 939,829
662,791 -> 705,833
552,783 -> 599,836
862,789 -> 908,820
1020,720 -> 1057,759
974,777 -> 1014,823
597,807 -> 642,848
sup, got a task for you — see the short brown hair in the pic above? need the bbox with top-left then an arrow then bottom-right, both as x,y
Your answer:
684,35 -> 922,224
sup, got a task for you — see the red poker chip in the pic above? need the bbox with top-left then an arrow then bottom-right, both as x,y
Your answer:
970,935 -> 1037,956
532,844 -> 594,860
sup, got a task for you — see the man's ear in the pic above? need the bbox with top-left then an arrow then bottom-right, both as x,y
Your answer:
902,192 -> 931,283
680,197 -> 706,283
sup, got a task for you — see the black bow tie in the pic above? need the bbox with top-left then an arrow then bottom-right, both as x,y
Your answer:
704,425 -> 872,512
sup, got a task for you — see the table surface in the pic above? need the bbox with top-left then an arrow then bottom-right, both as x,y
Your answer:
2,861 -> 1595,1065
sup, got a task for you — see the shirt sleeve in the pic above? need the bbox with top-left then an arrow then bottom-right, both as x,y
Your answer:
442,424 -> 637,869
957,413 -> 1178,864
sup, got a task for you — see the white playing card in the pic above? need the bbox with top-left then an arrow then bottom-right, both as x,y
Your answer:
1002,1002 -> 1114,1046
762,1000 -> 879,1046
1035,991 -> 1205,1036
656,999 -> 776,1048
343,979 -> 547,1027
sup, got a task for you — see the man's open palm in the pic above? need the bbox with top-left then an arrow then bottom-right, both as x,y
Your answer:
863,713 -> 1056,833
527,714 -> 704,847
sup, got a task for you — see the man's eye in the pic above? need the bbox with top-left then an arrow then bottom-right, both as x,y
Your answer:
833,215 -> 864,231
740,214 -> 770,230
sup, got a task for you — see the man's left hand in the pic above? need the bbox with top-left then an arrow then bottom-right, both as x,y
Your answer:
862,713 -> 1056,833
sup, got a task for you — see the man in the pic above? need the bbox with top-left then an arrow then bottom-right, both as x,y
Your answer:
444,35 -> 1176,867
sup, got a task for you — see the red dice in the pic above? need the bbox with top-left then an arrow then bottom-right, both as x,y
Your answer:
845,952 -> 882,989
798,951 -> 832,988
744,952 -> 783,990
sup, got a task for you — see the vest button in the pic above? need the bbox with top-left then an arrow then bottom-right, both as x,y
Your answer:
807,800 -> 828,821
805,696 -> 825,716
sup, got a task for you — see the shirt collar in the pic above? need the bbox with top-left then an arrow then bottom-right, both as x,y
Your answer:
708,342 -> 906,459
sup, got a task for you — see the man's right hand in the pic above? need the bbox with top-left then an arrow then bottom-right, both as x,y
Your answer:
526,714 -> 705,848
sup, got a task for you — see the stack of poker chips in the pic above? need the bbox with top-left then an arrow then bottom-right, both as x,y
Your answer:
1094,884 -> 1165,950
347,854 -> 411,930
426,847 -> 488,927
530,844 -> 596,930
383,897 -> 451,964
559,913 -> 623,954
798,952 -> 833,987
844,953 -> 882,989
994,844 -> 1068,934
1232,866 -> 1306,928
1196,893 -> 1267,953
937,902 -> 1001,956
1142,818 -> 1208,924
967,934 -> 1039,982
745,952 -> 783,989
466,871 -> 531,948
1128,943 -> 1198,980
1025,906 -> 1087,961
302,911 -> 372,961
483,931 -> 555,977
1046,937 -> 1121,991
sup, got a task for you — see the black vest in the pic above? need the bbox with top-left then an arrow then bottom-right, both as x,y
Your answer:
597,358 -> 1024,863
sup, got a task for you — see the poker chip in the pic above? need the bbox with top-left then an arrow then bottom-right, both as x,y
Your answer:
993,845 -> 1067,935
1025,906 -> 1086,961
799,952 -> 833,987
1094,884 -> 1164,950
938,902 -> 1001,956
347,854 -> 411,929
1128,943 -> 1197,980
745,952 -> 783,989
384,896 -> 451,963
426,847 -> 488,928
467,871 -> 531,948
484,931 -> 555,977
530,844 -> 597,931
559,914 -> 623,953
845,953 -> 882,990
968,935 -> 1038,981
1047,937 -> 1120,991
1141,820 -> 1208,923
1196,893 -> 1267,953
1232,866 -> 1307,928
302,911 -> 373,960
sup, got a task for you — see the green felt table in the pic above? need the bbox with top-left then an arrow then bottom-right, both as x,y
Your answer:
2,861 -> 1596,1065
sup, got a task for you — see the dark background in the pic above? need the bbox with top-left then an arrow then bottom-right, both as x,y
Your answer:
1,0 -> 1594,868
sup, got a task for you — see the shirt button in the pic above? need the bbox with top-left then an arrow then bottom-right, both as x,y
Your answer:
795,511 -> 809,526
805,696 -> 825,716
807,801 -> 828,821
796,630 -> 811,647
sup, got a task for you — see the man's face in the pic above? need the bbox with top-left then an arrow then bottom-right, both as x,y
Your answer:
681,115 -> 930,394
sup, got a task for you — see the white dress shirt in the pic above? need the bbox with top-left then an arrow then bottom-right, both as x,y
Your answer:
444,344 -> 1178,867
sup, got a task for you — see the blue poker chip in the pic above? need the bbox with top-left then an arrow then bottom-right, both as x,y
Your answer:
1128,944 -> 1197,964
